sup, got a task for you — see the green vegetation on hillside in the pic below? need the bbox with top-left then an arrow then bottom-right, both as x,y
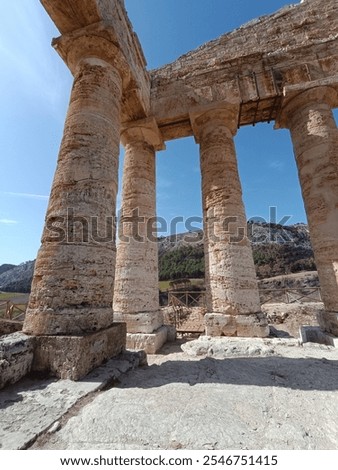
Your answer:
159,245 -> 204,281
158,241 -> 316,282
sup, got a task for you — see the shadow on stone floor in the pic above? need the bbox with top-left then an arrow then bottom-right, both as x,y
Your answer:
0,376 -> 56,411
120,355 -> 338,392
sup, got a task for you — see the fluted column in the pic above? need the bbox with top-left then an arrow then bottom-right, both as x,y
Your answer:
114,118 -> 164,331
278,86 -> 338,335
113,118 -> 168,352
23,44 -> 123,336
190,104 -> 268,337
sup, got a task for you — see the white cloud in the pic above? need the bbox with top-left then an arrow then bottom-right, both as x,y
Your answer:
268,160 -> 284,171
157,177 -> 173,189
0,219 -> 18,225
4,192 -> 49,201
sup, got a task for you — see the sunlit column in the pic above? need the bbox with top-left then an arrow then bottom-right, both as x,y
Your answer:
278,86 -> 338,335
24,48 -> 123,336
191,104 -> 268,337
114,118 -> 165,336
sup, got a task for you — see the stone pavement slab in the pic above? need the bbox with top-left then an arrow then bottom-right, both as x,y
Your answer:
32,339 -> 338,450
0,351 -> 144,449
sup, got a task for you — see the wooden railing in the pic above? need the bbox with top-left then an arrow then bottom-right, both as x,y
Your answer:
259,287 -> 322,305
168,291 -> 206,309
0,301 -> 27,321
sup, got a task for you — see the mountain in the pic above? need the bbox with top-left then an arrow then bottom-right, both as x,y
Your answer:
0,223 -> 315,292
0,264 -> 16,276
158,223 -> 315,280
0,261 -> 35,293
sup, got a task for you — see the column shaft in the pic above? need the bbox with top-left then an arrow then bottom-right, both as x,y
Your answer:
191,105 -> 268,337
113,136 -> 162,334
200,120 -> 261,315
23,58 -> 122,336
281,87 -> 338,333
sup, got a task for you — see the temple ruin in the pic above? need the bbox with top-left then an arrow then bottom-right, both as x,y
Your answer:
2,0 -> 338,383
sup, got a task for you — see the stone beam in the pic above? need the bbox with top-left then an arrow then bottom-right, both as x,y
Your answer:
150,0 -> 338,139
41,0 -> 150,121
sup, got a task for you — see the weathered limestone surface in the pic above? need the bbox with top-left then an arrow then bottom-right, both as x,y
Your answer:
196,108 -> 260,314
151,0 -> 338,140
0,319 -> 23,337
24,55 -> 122,336
0,333 -> 35,390
125,326 -> 168,355
278,85 -> 338,335
0,350 -> 146,450
162,307 -> 206,334
42,0 -> 150,121
190,104 -> 268,338
300,325 -> 338,347
114,119 -> 163,333
113,118 -> 168,352
13,0 -> 337,384
318,312 -> 338,337
32,323 -> 126,381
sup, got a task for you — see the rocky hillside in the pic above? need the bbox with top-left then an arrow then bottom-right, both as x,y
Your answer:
0,264 -> 16,276
0,223 -> 316,292
158,222 -> 315,280
0,261 -> 35,293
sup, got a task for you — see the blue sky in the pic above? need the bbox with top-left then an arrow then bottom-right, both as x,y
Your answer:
0,1 -> 336,265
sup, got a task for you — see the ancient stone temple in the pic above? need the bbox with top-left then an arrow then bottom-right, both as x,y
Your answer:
18,0 -> 338,379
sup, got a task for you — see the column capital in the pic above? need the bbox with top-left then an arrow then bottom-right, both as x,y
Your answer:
189,102 -> 240,143
276,77 -> 338,129
121,117 -> 166,151
52,23 -> 130,82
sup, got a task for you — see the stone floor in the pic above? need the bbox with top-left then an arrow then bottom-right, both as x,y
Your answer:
1,338 -> 338,450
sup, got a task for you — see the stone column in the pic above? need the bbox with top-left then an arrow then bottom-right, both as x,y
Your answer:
22,38 -> 127,379
190,104 -> 268,337
278,86 -> 338,336
113,118 -> 168,353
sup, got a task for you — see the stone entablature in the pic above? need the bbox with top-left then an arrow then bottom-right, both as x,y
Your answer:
42,0 -> 150,122
150,0 -> 338,139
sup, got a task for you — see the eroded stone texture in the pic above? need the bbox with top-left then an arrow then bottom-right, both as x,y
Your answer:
114,119 -> 163,330
191,106 -> 262,312
113,119 -> 168,352
32,323 -> 126,381
23,55 -> 122,336
278,86 -> 338,334
125,326 -> 168,355
151,0 -> 338,140
0,319 -> 23,337
190,104 -> 268,338
0,333 -> 35,390
16,0 -> 338,376
42,0 -> 150,121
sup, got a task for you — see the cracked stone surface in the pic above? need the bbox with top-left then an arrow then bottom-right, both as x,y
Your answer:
0,352 -> 144,450
19,339 -> 338,451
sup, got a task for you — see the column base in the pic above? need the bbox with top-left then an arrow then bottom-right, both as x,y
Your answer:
32,323 -> 126,380
0,332 -> 35,390
125,325 -> 169,354
113,311 -> 163,334
317,311 -> 338,336
205,313 -> 269,338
